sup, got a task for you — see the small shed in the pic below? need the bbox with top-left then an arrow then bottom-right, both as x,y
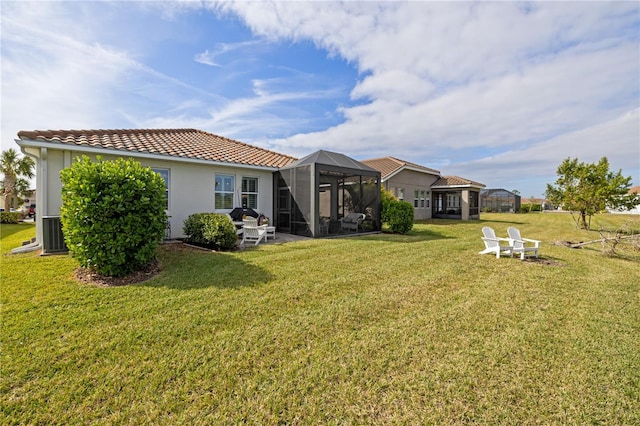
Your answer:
275,150 -> 381,237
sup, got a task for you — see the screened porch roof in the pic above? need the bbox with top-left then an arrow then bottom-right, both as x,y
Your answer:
280,150 -> 380,178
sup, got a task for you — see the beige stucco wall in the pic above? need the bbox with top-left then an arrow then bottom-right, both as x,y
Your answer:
38,149 -> 276,239
383,169 -> 439,220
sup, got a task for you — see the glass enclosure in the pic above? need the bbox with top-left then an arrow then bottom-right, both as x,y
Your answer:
479,189 -> 521,213
276,151 -> 381,237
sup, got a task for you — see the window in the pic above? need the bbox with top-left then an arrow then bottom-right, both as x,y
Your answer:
414,190 -> 420,208
215,174 -> 235,209
241,177 -> 258,209
395,187 -> 404,201
152,168 -> 169,210
420,190 -> 426,208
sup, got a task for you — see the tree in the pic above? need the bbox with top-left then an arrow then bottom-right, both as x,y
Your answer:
546,157 -> 638,229
1,148 -> 35,209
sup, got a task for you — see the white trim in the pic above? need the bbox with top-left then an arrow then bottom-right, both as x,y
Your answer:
16,139 -> 280,172
432,184 -> 485,190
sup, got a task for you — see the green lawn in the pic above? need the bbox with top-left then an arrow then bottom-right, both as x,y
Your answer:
2,213 -> 639,424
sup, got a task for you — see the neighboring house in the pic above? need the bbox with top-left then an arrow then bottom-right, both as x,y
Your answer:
362,156 -> 485,220
361,157 -> 440,220
0,189 -> 35,213
480,189 -> 521,213
608,185 -> 640,215
16,128 -> 297,248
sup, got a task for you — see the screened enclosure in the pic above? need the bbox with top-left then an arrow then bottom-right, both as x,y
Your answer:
275,150 -> 381,237
480,189 -> 521,213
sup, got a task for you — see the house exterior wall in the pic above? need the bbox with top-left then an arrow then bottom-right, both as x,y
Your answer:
30,147 -> 276,240
383,169 -> 439,220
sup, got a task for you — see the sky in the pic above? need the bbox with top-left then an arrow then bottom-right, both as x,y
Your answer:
1,1 -> 639,198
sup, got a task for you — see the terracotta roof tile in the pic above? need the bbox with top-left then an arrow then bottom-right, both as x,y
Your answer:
17,128 -> 297,168
432,175 -> 485,188
361,156 -> 440,180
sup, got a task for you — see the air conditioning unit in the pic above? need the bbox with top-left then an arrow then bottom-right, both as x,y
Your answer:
42,216 -> 68,254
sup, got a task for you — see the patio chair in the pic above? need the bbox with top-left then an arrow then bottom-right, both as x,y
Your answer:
242,217 -> 259,228
340,213 -> 365,232
479,226 -> 514,258
241,225 -> 266,246
507,227 -> 541,260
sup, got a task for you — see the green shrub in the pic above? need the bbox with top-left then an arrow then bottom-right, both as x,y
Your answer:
520,203 -> 542,213
0,212 -> 21,224
60,156 -> 167,277
386,200 -> 414,234
183,213 -> 237,251
380,188 -> 396,224
381,188 -> 414,234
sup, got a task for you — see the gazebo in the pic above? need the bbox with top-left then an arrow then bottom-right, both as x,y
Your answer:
274,150 -> 381,237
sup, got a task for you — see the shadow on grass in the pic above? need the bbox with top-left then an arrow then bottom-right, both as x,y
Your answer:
355,228 -> 452,243
478,218 -> 528,226
146,244 -> 274,290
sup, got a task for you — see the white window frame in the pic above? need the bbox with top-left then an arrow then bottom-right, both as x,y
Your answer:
241,177 -> 259,209
152,168 -> 170,211
215,174 -> 235,210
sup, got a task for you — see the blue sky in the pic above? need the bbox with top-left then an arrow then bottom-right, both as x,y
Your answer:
2,1 -> 639,198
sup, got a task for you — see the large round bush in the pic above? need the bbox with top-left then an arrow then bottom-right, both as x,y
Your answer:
60,156 -> 167,277
381,188 -> 414,234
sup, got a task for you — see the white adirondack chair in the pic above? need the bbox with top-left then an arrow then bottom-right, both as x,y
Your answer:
479,226 -> 514,258
507,227 -> 541,260
241,225 -> 267,246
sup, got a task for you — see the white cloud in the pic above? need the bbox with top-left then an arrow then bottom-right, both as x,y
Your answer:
2,0 -> 638,200
194,40 -> 264,67
219,1 -> 639,195
447,109 -> 640,196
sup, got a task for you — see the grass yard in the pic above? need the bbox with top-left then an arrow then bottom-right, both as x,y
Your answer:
1,213 -> 639,424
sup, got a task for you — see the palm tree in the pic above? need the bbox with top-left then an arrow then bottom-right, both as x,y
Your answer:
1,148 -> 35,210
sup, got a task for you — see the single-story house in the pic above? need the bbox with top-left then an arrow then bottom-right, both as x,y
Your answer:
14,128 -> 383,252
16,128 -> 296,251
362,156 -> 485,221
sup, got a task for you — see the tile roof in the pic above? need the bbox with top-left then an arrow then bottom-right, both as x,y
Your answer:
432,176 -> 485,188
17,128 -> 297,168
361,156 -> 440,180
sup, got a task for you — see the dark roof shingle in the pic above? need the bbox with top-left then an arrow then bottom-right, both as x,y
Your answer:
17,128 -> 297,168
